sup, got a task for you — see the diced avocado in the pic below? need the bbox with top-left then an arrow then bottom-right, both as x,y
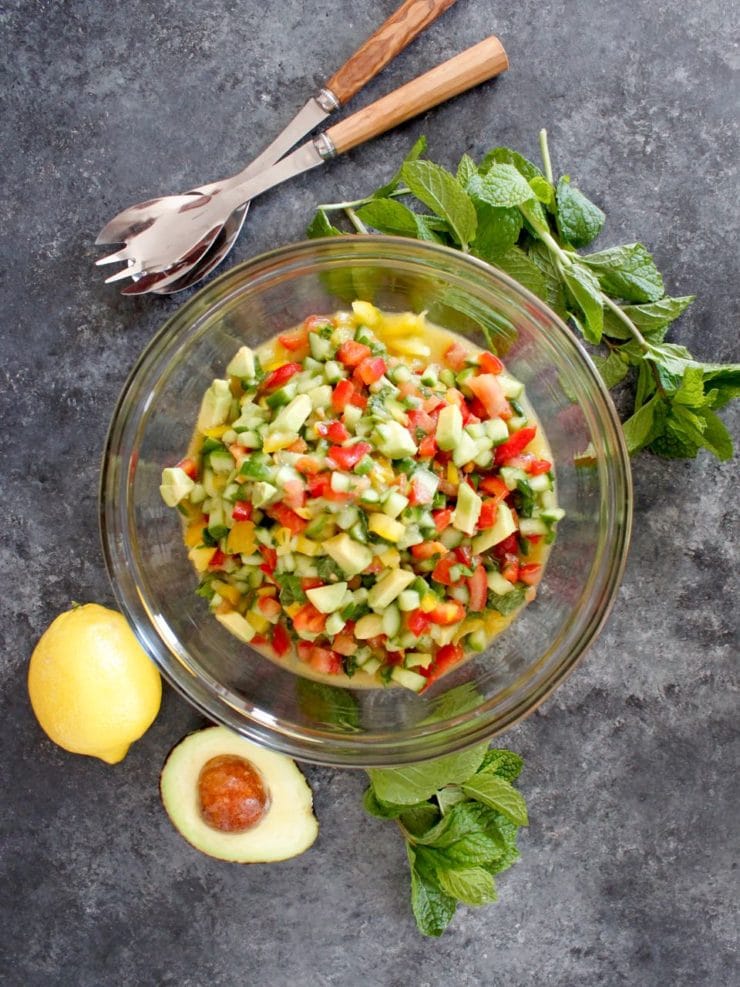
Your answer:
324,533 -> 374,577
159,466 -> 195,507
497,372 -> 524,399
197,379 -> 232,432
306,582 -> 348,614
251,481 -> 279,508
452,482 -> 482,535
373,421 -> 417,459
487,570 -> 515,595
390,666 -> 427,692
226,346 -> 256,380
367,569 -> 416,610
271,394 -> 312,435
436,404 -> 463,451
215,610 -> 255,643
354,613 -> 385,639
452,431 -> 479,468
472,501 -> 517,553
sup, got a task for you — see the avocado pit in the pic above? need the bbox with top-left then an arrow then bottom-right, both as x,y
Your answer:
197,754 -> 270,832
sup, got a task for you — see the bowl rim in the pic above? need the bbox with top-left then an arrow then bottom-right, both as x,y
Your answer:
100,235 -> 632,767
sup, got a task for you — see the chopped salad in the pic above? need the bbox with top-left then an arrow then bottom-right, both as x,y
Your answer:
160,302 -> 563,691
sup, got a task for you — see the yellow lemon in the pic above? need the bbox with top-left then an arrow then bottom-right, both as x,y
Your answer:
28,603 -> 162,764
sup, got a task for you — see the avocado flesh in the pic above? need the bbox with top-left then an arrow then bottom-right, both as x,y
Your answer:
160,726 -> 318,863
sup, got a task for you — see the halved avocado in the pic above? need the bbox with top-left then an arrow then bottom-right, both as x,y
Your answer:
160,726 -> 318,862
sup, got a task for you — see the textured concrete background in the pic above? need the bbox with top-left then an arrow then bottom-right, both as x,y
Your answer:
1,1 -> 738,984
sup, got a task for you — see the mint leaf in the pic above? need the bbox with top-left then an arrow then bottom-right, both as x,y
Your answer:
582,243 -> 664,302
518,198 -> 551,239
478,749 -> 524,783
368,743 -> 488,805
593,351 -> 629,389
493,246 -> 547,300
529,175 -> 555,208
699,364 -> 740,409
408,846 -> 457,937
469,163 -> 536,208
693,408 -> 733,459
413,803 -> 508,864
436,785 -> 467,815
471,203 -> 523,261
401,160 -> 477,249
362,786 -> 417,820
479,146 -> 544,182
356,198 -> 419,237
373,134 -> 427,198
306,208 -> 342,238
622,393 -> 665,453
555,176 -> 605,248
436,865 -> 497,906
461,775 -> 529,826
488,584 -> 526,616
670,405 -> 733,460
562,261 -> 604,343
399,803 -> 441,836
673,366 -> 706,407
602,295 -> 695,341
456,153 -> 478,187
414,214 -> 447,243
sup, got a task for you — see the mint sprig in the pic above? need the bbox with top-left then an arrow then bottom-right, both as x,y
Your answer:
364,746 -> 527,937
308,129 -> 738,461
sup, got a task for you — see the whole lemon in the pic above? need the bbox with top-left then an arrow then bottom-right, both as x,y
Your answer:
28,603 -> 162,764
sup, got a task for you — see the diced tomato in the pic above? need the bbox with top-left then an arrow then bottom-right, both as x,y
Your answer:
408,475 -> 435,506
258,596 -> 282,618
300,577 -> 324,591
479,475 -> 509,499
176,456 -> 199,480
304,314 -> 334,333
410,541 -> 448,560
267,503 -> 307,534
332,378 -> 358,412
418,435 -> 438,458
332,633 -> 356,656
282,478 -> 306,510
454,545 -> 473,567
271,622 -> 290,657
316,420 -> 351,443
519,563 -> 542,586
494,426 -> 537,465
262,362 -> 301,391
528,458 -> 552,476
398,379 -> 420,399
364,559 -> 384,575
385,651 -> 405,667
423,643 -> 465,686
423,394 -> 446,414
527,535 -> 542,544
445,387 -> 465,408
306,472 -> 331,497
477,499 -> 499,530
295,456 -> 322,475
208,548 -> 226,569
428,601 -> 465,626
327,441 -> 371,471
354,356 -> 387,385
296,641 -> 341,674
467,396 -> 490,421
285,438 -> 308,454
479,351 -> 504,374
278,326 -> 309,352
337,340 -> 372,367
444,341 -> 470,371
494,533 -> 519,560
251,634 -> 268,647
258,545 -> 277,574
406,610 -> 431,637
467,374 -> 511,420
231,500 -> 253,522
293,604 -> 327,635
407,409 -> 436,435
432,556 -> 458,585
432,508 -> 453,533
467,564 -> 488,612
501,557 -> 520,584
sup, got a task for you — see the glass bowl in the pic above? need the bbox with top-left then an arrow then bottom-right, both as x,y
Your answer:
100,237 -> 631,767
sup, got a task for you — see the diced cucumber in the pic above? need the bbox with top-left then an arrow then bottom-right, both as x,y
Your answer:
270,394 -> 312,435
159,467 -> 195,507
436,404 -> 463,451
266,381 -> 297,408
497,372 -> 524,399
197,379 -> 232,432
508,415 -> 529,432
226,346 -> 256,380
465,422 -> 486,439
374,421 -> 417,458
367,569 -> 416,610
189,483 -> 206,504
306,582 -> 348,614
235,430 -> 261,449
349,521 -> 368,543
309,333 -> 333,361
325,611 -> 346,636
500,466 -> 528,491
439,526 -> 464,550
355,613 -> 385,639
468,629 -> 488,651
389,365 -> 411,384
397,524 -> 424,549
528,473 -> 551,493
487,570 -> 515,594
473,448 -> 493,469
362,657 -> 382,675
541,507 -> 566,523
398,589 -> 421,612
251,481 -> 279,508
331,472 -> 352,494
405,652 -> 433,669
359,488 -> 381,505
343,403 -> 363,429
519,517 -> 548,537
307,384 -> 332,410
483,418 -> 510,445
382,604 -> 401,638
452,431 -> 479,467
391,667 -> 427,692
439,368 -> 456,387
382,490 -> 409,519
410,468 -> 439,503
337,505 -> 359,529
324,360 -> 345,384
420,366 -> 439,386
452,482 -> 482,535
208,448 -> 234,473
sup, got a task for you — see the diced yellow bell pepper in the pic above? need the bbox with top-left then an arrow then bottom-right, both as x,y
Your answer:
202,425 -> 229,439
284,602 -> 302,619
257,586 -> 277,597
188,546 -> 216,573
263,431 -> 299,453
274,526 -> 294,549
247,611 -> 270,634
264,359 -> 285,372
376,312 -> 425,337
388,337 -> 431,358
295,535 -> 322,557
378,547 -> 401,568
226,520 -> 256,555
447,462 -> 459,486
184,518 -> 206,548
211,580 -> 242,607
352,300 -> 381,327
420,593 -> 439,613
368,513 -> 405,543
453,618 -> 485,645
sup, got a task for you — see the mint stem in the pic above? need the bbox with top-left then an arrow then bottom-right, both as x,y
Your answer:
601,295 -> 667,396
317,188 -> 410,213
539,128 -> 554,185
345,207 -> 369,235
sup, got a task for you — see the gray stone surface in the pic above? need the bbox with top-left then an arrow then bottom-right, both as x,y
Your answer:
1,1 -> 737,984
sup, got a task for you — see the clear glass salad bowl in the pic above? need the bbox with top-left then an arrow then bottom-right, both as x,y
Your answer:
100,236 -> 632,767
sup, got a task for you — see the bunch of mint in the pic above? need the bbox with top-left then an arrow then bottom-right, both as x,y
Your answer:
308,130 -> 738,460
364,744 -> 527,937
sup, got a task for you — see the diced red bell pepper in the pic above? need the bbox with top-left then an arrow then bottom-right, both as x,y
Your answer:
267,503 -> 307,534
467,564 -> 488,612
467,396 -> 490,421
316,420 -> 351,443
418,435 -> 438,459
306,472 -> 352,502
258,596 -> 282,618
494,426 -> 537,465
251,634 -> 268,647
231,500 -> 253,522
354,356 -> 387,385
528,458 -> 552,476
208,548 -> 226,569
493,533 -> 519,560
501,556 -> 520,584
258,545 -> 278,574
432,508 -> 453,533
467,374 -> 511,420
477,499 -> 499,530
410,541 -> 448,560
406,610 -> 431,637
479,351 -> 504,374
337,340 -> 372,367
427,601 -> 465,626
332,378 -> 367,412
295,456 -> 322,475
327,441 -> 371,471
271,622 -> 290,657
300,577 -> 324,591
176,456 -> 199,480
444,341 -> 470,371
479,475 -> 509,499
519,563 -> 542,586
293,604 -> 327,635
422,643 -> 465,686
454,545 -> 473,567
262,362 -> 302,391
431,556 -> 458,585
278,326 -> 309,352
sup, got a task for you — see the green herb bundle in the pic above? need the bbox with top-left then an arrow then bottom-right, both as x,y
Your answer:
308,130 -> 738,460
364,744 -> 527,936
